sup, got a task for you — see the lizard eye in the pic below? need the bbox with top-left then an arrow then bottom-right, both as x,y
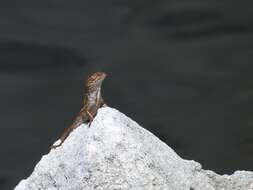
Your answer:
86,72 -> 106,85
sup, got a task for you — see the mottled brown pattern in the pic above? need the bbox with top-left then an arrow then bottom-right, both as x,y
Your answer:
51,72 -> 107,149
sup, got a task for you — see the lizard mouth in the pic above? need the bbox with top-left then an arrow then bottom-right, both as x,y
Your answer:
97,72 -> 107,81
102,72 -> 107,79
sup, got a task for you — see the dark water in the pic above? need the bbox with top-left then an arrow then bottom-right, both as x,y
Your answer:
1,0 -> 253,189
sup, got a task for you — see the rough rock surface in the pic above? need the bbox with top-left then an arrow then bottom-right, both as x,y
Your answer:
14,107 -> 253,190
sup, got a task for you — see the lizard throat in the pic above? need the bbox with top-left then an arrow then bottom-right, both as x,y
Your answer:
87,87 -> 101,104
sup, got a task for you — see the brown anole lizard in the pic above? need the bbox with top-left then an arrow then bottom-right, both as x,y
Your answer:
51,71 -> 107,149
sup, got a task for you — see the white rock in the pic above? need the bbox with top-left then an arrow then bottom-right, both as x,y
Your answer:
14,107 -> 253,190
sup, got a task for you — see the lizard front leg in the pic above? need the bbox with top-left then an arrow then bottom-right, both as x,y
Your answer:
86,110 -> 94,127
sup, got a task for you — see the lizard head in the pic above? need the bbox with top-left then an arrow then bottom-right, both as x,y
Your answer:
85,72 -> 107,89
